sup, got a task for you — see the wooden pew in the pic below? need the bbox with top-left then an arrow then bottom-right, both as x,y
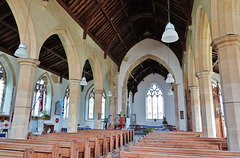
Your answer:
150,131 -> 203,137
0,138 -> 90,158
0,148 -> 34,158
32,133 -> 106,156
134,141 -> 221,150
127,143 -> 240,157
30,135 -> 99,158
118,148 -> 201,158
141,136 -> 228,150
0,142 -> 60,158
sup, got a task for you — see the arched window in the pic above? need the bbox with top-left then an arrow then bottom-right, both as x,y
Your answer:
31,75 -> 51,118
86,87 -> 106,120
63,86 -> 70,119
88,89 -> 95,120
0,63 -> 6,114
101,93 -> 106,119
146,83 -> 164,120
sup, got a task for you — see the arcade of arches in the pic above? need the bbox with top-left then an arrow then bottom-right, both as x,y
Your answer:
0,0 -> 240,152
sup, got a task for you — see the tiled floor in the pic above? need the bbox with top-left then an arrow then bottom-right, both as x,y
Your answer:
105,134 -> 144,158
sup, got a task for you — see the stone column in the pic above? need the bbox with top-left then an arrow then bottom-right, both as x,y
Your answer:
121,87 -> 127,114
189,86 -> 202,132
11,58 -> 40,139
94,89 -> 103,129
68,79 -> 80,133
212,35 -> 240,151
196,71 -> 216,137
110,97 -> 116,124
173,84 -> 179,130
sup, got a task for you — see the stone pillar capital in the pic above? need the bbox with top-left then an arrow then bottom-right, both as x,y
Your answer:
196,71 -> 213,79
94,89 -> 103,94
17,58 -> 40,68
212,34 -> 240,51
69,79 -> 81,85
189,86 -> 200,91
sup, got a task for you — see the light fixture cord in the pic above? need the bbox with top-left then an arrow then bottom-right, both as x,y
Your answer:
84,39 -> 87,78
23,0 -> 32,43
168,43 -> 170,68
167,0 -> 170,22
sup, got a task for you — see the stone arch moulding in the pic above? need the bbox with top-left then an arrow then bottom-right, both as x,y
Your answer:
0,54 -> 16,116
0,54 -> 16,86
119,38 -> 183,89
88,54 -> 103,90
39,29 -> 82,80
6,0 -> 37,59
194,5 -> 212,73
123,54 -> 175,89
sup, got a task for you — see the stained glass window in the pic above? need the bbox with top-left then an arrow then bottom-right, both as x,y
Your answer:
31,76 -> 48,117
146,83 -> 163,120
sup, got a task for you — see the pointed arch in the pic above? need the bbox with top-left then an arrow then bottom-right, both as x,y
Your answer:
0,54 -> 16,115
88,54 -> 103,90
39,29 -> 82,80
195,6 -> 212,72
123,54 -> 174,89
6,0 -> 37,58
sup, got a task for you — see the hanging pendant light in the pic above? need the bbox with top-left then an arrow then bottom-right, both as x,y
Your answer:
14,0 -> 31,58
107,90 -> 112,97
80,76 -> 87,86
15,43 -> 29,58
161,0 -> 179,43
166,44 -> 175,84
166,73 -> 174,83
167,88 -> 173,95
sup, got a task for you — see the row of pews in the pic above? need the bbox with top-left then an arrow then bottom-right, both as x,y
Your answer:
109,131 -> 240,158
0,129 -> 134,158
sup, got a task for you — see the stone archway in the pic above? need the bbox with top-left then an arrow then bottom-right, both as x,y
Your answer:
6,0 -> 37,58
194,5 -> 216,138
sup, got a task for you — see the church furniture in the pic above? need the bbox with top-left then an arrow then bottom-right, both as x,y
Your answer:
30,133 -> 100,158
0,141 -> 61,158
0,138 -> 90,158
0,148 -> 34,158
44,123 -> 54,133
127,144 -> 240,157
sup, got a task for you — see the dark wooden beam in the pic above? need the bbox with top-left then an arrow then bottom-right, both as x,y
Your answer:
96,0 -> 127,50
42,46 -> 67,62
119,0 -> 137,40
152,0 -> 187,23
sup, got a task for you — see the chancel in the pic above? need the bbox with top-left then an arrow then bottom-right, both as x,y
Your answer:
0,0 -> 240,157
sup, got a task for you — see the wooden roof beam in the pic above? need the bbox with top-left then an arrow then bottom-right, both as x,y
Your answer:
152,0 -> 158,36
43,46 -> 67,62
48,60 -> 66,68
152,0 -> 187,23
175,0 -> 192,25
96,0 -> 127,50
119,0 -> 137,40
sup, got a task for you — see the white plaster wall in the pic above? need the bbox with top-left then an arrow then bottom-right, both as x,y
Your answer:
132,74 -> 175,126
118,39 -> 183,113
117,38 -> 186,130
